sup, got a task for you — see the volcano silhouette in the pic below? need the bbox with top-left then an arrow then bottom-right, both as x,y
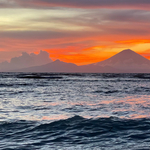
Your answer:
8,49 -> 150,73
95,49 -> 150,73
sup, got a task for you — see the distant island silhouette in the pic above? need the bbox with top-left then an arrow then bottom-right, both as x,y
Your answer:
1,49 -> 150,73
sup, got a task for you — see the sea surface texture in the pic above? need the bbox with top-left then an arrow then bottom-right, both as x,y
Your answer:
0,73 -> 150,150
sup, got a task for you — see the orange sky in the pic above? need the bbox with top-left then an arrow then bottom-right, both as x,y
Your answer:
1,0 -> 150,65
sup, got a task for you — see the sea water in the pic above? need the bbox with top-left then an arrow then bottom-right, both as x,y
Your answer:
0,73 -> 150,150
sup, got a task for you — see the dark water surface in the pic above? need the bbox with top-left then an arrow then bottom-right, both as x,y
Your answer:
0,73 -> 150,149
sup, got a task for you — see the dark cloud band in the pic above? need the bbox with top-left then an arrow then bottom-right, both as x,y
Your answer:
1,0 -> 150,9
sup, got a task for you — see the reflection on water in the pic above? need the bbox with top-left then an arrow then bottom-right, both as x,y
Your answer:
42,115 -> 68,121
1,95 -> 150,121
0,73 -> 150,122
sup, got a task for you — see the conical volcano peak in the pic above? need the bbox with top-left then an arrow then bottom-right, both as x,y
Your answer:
122,49 -> 134,52
112,49 -> 142,59
122,49 -> 133,52
117,49 -> 136,55
96,49 -> 150,71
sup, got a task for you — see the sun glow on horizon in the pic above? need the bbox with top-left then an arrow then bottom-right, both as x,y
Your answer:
1,2 -> 150,65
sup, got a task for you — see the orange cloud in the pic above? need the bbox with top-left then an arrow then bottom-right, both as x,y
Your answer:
116,39 -> 150,45
45,44 -> 117,65
1,30 -> 150,65
49,53 -> 107,65
138,49 -> 150,60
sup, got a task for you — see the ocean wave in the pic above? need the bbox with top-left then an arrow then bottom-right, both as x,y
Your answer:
0,116 -> 150,149
1,116 -> 150,131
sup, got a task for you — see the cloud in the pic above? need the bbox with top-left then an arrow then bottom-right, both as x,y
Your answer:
0,0 -> 16,7
0,50 -> 52,71
1,0 -> 150,9
116,39 -> 150,45
1,7 -> 150,40
1,8 -> 150,39
0,31 -> 71,40
101,10 -> 150,23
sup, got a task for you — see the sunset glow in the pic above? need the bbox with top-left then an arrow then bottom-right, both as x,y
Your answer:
1,1 -> 150,65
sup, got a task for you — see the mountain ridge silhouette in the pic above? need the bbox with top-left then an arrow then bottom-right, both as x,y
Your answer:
96,49 -> 150,66
5,49 -> 150,73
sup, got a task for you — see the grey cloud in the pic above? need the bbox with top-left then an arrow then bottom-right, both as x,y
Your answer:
0,31 -> 74,40
1,0 -> 150,9
38,0 -> 150,7
0,51 -> 20,63
0,50 -> 52,71
28,9 -> 150,30
107,28 -> 150,36
0,30 -> 102,40
101,10 -> 150,23
0,24 -> 149,42
0,0 -> 17,7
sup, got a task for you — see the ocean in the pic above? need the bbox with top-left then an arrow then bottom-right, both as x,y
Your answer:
0,73 -> 150,150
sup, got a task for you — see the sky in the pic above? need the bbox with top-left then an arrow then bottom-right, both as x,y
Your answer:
1,0 -> 150,65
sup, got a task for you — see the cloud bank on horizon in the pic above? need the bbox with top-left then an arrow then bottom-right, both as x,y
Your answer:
1,0 -> 150,65
0,50 -> 52,71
